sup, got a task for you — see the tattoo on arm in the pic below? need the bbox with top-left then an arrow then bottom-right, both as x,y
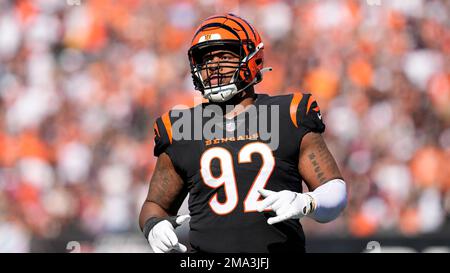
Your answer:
146,153 -> 187,215
308,152 -> 326,183
308,135 -> 340,183
300,133 -> 342,189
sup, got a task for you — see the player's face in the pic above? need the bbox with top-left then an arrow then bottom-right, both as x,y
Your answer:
200,50 -> 240,87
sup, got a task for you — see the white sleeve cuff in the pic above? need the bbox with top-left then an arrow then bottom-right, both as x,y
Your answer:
307,179 -> 347,223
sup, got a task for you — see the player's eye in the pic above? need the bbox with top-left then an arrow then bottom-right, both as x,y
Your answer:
202,54 -> 214,64
221,54 -> 236,62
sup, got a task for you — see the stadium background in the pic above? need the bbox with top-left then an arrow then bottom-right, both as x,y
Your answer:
1,0 -> 450,253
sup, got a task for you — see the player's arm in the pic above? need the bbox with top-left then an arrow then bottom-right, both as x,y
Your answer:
139,153 -> 190,253
139,152 -> 187,227
139,114 -> 191,253
297,132 -> 347,223
298,132 -> 342,189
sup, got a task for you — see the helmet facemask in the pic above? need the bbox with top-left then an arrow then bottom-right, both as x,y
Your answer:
189,40 -> 257,103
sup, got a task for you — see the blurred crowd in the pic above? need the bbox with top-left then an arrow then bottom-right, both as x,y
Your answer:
1,0 -> 450,252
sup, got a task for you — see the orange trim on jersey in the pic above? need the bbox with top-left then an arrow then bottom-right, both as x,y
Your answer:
161,112 -> 173,144
306,96 -> 315,114
290,93 -> 303,128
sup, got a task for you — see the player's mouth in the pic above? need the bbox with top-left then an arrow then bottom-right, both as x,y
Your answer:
207,75 -> 231,87
209,75 -> 220,85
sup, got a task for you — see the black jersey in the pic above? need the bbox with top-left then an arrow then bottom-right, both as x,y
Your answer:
152,93 -> 325,253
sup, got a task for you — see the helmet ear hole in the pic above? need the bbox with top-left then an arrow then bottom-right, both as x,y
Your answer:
255,58 -> 263,66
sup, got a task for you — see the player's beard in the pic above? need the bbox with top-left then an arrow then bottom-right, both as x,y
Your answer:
204,71 -> 234,88
203,67 -> 256,110
205,76 -> 229,87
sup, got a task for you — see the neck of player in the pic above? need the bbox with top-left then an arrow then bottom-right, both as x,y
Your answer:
217,86 -> 256,119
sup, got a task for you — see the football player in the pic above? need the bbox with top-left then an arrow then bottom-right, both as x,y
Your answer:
139,13 -> 347,253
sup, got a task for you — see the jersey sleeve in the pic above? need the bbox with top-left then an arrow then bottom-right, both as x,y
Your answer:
153,111 -> 173,157
290,93 -> 325,135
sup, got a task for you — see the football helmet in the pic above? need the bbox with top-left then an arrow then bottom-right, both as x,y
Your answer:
188,13 -> 270,102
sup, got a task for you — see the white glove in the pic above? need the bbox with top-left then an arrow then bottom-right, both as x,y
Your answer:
256,189 -> 315,225
148,215 -> 191,253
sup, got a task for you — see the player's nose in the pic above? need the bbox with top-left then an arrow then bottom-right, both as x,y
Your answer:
207,56 -> 222,70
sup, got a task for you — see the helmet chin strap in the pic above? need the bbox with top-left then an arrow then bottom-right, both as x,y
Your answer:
203,67 -> 272,102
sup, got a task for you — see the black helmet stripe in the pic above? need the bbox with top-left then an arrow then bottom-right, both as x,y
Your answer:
228,13 -> 256,40
224,14 -> 250,41
200,14 -> 251,41
192,22 -> 241,43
